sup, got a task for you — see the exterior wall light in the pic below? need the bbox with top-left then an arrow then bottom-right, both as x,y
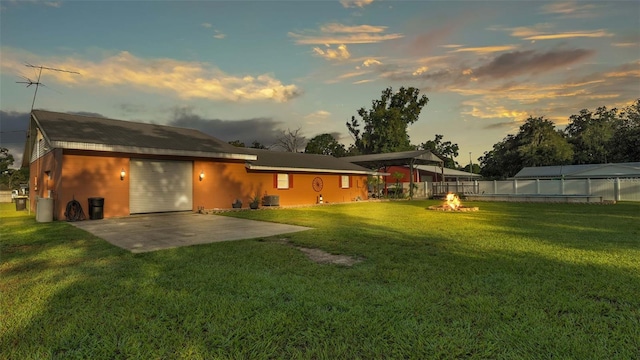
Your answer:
199,170 -> 205,181
120,168 -> 126,180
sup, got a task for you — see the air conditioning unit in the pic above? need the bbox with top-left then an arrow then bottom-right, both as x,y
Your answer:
262,195 -> 280,207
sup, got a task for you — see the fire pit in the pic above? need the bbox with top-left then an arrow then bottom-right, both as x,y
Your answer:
428,193 -> 479,212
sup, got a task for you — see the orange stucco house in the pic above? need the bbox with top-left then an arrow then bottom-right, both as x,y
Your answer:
23,110 -> 378,220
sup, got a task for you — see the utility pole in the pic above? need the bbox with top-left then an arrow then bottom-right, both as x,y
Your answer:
469,152 -> 472,173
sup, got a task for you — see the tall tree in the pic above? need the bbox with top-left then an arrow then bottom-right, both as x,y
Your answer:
608,99 -> 640,162
418,134 -> 459,168
346,87 -> 429,154
517,116 -> 573,167
304,133 -> 347,157
565,106 -> 618,164
479,117 -> 572,179
275,128 -> 306,152
479,134 -> 522,179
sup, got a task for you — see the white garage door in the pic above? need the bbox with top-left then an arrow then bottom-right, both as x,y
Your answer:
130,159 -> 193,214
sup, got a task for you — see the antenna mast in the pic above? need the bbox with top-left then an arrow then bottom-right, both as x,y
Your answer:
16,63 -> 81,110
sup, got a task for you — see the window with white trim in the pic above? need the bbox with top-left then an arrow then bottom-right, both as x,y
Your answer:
340,175 -> 350,189
277,173 -> 290,189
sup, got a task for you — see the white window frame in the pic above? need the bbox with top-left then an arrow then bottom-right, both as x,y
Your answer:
277,173 -> 290,189
340,175 -> 350,189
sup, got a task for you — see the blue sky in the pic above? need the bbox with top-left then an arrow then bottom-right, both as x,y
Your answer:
1,0 -> 638,167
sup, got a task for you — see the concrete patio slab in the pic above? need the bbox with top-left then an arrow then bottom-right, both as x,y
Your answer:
70,212 -> 311,253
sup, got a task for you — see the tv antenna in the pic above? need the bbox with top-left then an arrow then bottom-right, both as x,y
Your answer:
16,63 -> 81,110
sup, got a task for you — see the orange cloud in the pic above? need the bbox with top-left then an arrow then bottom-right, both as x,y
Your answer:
312,44 -> 351,61
1,48 -> 301,103
524,30 -> 612,40
451,45 -> 518,54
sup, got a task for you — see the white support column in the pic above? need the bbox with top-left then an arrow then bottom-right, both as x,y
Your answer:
513,179 -> 518,195
536,179 -> 540,194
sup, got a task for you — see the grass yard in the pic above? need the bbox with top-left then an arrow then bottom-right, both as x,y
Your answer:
1,200 -> 639,359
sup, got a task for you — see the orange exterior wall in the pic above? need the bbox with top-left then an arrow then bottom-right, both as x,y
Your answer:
58,152 -> 130,220
29,149 -> 63,214
193,159 -> 368,209
31,152 -> 369,220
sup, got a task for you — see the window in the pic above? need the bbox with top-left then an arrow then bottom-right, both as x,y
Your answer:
275,173 -> 292,189
340,175 -> 350,189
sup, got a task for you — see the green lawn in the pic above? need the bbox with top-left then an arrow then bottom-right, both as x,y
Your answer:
1,201 -> 639,359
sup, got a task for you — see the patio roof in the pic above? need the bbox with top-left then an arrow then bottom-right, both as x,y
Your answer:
244,148 -> 382,175
342,150 -> 444,168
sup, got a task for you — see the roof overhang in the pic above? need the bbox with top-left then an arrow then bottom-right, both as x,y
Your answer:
245,163 -> 387,176
51,141 -> 257,161
343,150 -> 444,168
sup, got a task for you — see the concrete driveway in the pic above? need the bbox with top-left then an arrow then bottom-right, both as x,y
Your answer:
70,212 -> 311,253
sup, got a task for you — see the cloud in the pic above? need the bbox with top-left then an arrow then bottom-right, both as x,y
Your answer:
213,31 -> 226,39
362,58 -> 382,67
412,66 -> 428,76
523,30 -> 613,41
312,44 -> 351,61
201,23 -> 212,28
320,23 -> 386,33
1,47 -> 302,103
472,49 -> 595,80
540,1 -> 598,18
167,107 -> 283,147
451,45 -> 519,54
304,110 -> 331,119
0,111 -> 31,168
340,0 -> 374,8
289,23 -> 402,45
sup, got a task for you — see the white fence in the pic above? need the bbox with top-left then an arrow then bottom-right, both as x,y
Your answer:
427,178 -> 640,202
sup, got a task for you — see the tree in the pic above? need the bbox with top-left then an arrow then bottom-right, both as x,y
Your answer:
250,140 -> 268,149
608,99 -> 640,162
346,87 -> 429,154
275,128 -> 306,152
479,117 -> 572,179
517,116 -> 573,167
0,147 -> 14,173
479,134 -> 522,179
304,133 -> 347,157
565,106 -> 618,164
418,134 -> 459,168
228,140 -> 245,147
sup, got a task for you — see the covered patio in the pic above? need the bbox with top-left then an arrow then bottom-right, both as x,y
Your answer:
342,150 -> 444,198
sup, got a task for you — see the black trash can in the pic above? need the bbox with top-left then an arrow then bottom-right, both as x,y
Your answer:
88,197 -> 104,220
15,197 -> 27,211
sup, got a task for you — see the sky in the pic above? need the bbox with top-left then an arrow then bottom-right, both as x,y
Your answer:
1,0 -> 639,168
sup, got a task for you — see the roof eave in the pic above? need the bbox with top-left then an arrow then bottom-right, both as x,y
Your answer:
51,141 -> 257,160
245,163 -> 382,175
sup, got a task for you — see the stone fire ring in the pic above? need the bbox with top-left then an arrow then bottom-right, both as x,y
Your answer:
427,205 -> 480,212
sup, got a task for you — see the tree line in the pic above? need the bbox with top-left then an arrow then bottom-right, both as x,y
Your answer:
479,100 -> 640,179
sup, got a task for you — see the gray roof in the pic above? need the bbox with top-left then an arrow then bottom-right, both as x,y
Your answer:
244,148 -> 380,175
514,162 -> 640,179
28,110 -> 378,175
415,165 -> 482,178
342,150 -> 444,167
31,110 -> 256,160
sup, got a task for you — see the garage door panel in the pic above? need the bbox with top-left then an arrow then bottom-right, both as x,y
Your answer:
130,159 -> 193,214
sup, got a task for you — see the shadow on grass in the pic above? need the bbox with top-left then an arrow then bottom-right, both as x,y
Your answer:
2,201 -> 640,358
